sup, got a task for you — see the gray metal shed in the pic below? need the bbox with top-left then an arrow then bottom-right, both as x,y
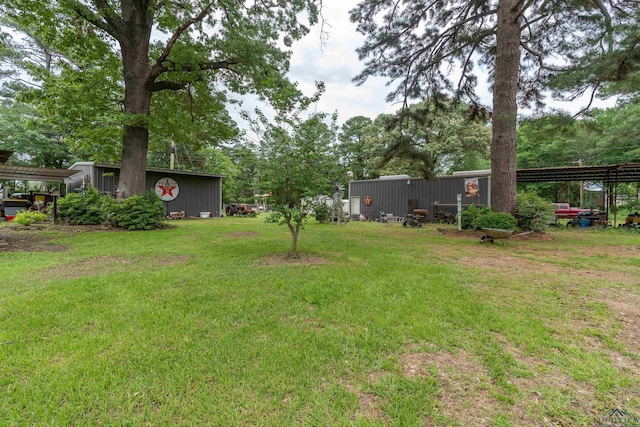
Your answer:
66,162 -> 224,217
348,172 -> 491,221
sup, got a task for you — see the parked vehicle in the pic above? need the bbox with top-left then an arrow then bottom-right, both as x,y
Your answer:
554,203 -> 597,220
225,203 -> 258,216
1,198 -> 30,221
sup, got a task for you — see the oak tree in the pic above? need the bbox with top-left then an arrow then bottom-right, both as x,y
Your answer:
1,0 -> 322,197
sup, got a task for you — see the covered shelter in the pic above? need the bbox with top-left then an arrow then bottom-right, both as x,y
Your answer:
517,163 -> 640,224
517,163 -> 640,184
0,150 -> 81,220
0,150 -> 81,196
0,164 -> 81,184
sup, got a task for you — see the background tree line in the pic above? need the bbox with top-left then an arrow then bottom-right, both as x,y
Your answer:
1,1 -> 638,212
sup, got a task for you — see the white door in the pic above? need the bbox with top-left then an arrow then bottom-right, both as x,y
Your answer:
350,196 -> 360,216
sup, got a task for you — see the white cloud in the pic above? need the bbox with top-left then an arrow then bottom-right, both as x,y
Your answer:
231,0 -> 619,135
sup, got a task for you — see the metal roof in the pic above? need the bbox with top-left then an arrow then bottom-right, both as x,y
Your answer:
0,165 -> 82,182
517,163 -> 640,183
69,162 -> 226,179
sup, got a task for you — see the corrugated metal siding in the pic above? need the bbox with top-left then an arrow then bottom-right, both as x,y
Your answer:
66,164 -> 222,217
94,166 -> 119,195
65,164 -> 93,194
146,172 -> 222,217
349,176 -> 489,221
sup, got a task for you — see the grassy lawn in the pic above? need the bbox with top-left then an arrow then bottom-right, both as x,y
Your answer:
1,218 -> 639,426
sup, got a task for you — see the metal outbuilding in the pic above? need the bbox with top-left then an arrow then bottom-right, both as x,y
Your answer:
348,172 -> 491,221
348,163 -> 640,222
66,162 -> 225,218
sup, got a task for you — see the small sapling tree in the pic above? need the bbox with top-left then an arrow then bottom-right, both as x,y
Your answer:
258,112 -> 340,258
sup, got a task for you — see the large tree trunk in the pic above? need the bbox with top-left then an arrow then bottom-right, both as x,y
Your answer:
491,0 -> 522,214
118,65 -> 152,197
116,6 -> 154,198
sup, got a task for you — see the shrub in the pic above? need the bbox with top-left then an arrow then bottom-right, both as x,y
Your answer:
57,187 -> 114,225
461,204 -> 491,229
108,191 -> 166,230
57,187 -> 166,230
14,211 -> 48,226
516,192 -> 555,232
471,211 -> 517,230
313,202 -> 332,223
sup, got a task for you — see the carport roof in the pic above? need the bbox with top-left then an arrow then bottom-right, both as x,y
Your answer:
0,165 -> 81,182
517,163 -> 640,183
69,162 -> 226,178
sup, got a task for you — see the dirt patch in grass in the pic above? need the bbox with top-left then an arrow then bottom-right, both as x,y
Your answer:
255,253 -> 328,267
586,288 -> 640,372
398,347 -> 502,426
342,382 -> 390,424
436,228 -> 555,242
495,336 -> 598,425
0,223 -> 126,252
0,225 -> 69,252
602,298 -> 640,357
397,342 -> 604,426
48,255 -> 192,280
454,252 -> 638,286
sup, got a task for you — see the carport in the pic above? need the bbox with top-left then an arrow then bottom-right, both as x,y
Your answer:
0,150 -> 81,222
517,163 -> 640,225
0,164 -> 80,183
0,150 -> 81,185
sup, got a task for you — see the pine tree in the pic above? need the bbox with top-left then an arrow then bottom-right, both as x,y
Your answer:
351,0 -> 637,213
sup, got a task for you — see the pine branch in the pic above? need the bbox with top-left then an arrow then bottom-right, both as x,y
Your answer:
520,42 -> 566,72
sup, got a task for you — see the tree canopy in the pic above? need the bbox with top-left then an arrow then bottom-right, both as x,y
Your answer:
0,0 -> 323,196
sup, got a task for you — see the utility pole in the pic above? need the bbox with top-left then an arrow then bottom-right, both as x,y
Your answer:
578,159 -> 583,208
170,141 -> 176,170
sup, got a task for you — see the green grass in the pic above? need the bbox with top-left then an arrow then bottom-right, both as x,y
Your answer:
1,218 -> 639,426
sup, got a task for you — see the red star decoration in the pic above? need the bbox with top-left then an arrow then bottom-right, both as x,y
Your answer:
158,180 -> 177,198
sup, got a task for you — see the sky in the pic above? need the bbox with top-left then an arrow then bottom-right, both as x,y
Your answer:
233,0 -> 616,129
229,0 -> 401,130
287,1 -> 400,123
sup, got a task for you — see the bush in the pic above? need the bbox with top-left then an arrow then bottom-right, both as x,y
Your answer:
14,211 -> 48,226
313,202 -> 332,223
57,187 -> 114,225
471,211 -> 517,230
108,191 -> 166,230
57,187 -> 166,230
516,192 -> 555,232
461,204 -> 491,229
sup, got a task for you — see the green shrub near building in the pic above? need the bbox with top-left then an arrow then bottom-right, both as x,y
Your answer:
471,211 -> 517,230
461,204 -> 491,229
516,192 -> 555,232
57,187 -> 166,230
